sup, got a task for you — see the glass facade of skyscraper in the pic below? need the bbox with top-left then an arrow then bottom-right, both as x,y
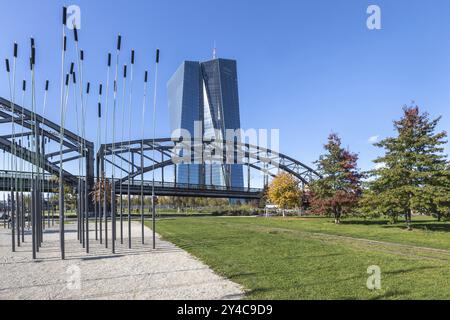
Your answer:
167,58 -> 244,188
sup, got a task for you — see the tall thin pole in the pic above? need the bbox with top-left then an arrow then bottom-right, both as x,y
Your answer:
97,84 -> 103,243
127,50 -> 134,249
12,43 -> 18,251
5,42 -> 18,252
72,25 -> 85,247
97,84 -> 102,242
38,80 -> 49,247
151,49 -> 160,249
42,80 -> 49,231
84,81 -> 90,253
111,34 -> 122,254
18,60 -> 25,248
119,64 -> 127,244
141,70 -> 148,244
72,68 -> 82,245
103,53 -> 111,249
58,7 -> 68,259
30,38 -> 40,255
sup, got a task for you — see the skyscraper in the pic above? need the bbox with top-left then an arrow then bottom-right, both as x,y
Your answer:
167,58 -> 244,188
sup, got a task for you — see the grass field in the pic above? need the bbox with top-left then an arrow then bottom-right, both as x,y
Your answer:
149,216 -> 450,300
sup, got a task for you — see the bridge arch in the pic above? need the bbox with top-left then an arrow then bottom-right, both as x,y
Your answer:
98,138 -> 321,191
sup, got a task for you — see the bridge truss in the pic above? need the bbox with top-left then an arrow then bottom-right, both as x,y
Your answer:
0,96 -> 94,189
98,137 -> 321,198
0,96 -> 95,259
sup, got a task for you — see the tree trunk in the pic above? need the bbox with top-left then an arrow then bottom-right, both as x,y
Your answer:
406,210 -> 412,231
334,208 -> 341,224
392,214 -> 398,224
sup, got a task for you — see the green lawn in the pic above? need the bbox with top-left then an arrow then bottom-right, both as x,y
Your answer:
149,216 -> 450,300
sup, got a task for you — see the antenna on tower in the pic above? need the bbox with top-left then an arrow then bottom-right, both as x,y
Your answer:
213,41 -> 217,59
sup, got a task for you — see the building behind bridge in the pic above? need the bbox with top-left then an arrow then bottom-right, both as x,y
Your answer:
167,58 -> 244,189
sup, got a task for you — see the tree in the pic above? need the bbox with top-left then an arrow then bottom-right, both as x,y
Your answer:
50,175 -> 77,210
90,173 -> 112,209
309,133 -> 362,224
259,185 -> 269,208
267,173 -> 302,216
363,105 -> 449,228
434,163 -> 450,220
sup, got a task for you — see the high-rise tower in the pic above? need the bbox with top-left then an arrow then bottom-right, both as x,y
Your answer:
167,58 -> 244,188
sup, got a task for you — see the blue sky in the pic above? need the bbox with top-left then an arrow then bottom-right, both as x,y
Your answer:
0,0 -> 449,178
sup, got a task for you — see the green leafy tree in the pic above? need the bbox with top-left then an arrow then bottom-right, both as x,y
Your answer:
50,175 -> 77,211
363,106 -> 449,228
309,133 -> 362,224
434,163 -> 450,220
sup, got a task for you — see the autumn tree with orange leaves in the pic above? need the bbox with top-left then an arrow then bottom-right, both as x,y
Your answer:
90,174 -> 113,208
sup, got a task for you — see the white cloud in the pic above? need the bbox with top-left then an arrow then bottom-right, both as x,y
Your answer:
368,135 -> 380,144
374,162 -> 386,170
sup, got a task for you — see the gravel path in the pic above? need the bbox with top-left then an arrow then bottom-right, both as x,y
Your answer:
0,221 -> 244,300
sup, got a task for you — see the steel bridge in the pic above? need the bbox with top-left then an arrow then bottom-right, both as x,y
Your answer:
0,172 -> 264,199
1,96 -> 321,199
0,96 -> 94,190
97,138 -> 321,199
